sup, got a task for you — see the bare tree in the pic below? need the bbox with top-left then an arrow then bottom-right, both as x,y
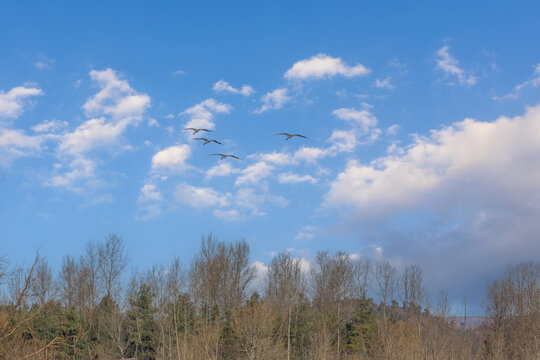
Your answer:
311,251 -> 356,359
189,234 -> 255,314
78,241 -> 99,309
375,259 -> 397,316
401,264 -> 423,312
266,251 -> 303,360
484,261 -> 540,358
59,255 -> 79,308
354,258 -> 372,299
30,257 -> 56,306
98,233 -> 128,299
231,301 -> 285,360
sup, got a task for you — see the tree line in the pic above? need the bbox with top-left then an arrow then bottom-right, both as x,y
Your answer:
0,233 -> 538,359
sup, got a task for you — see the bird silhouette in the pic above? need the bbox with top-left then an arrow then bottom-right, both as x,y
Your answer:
183,128 -> 212,134
210,154 -> 241,160
276,133 -> 307,141
194,138 -> 222,145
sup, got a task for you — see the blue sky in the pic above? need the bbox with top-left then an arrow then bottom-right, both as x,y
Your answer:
1,1 -> 540,314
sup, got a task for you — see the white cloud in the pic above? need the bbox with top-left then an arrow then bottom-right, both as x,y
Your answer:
385,124 -> 400,136
328,129 -> 357,152
325,103 -> 540,218
147,118 -> 159,128
493,63 -> 540,101
294,232 -> 314,241
51,69 -> 151,192
293,146 -> 330,163
59,117 -> 126,155
182,98 -> 232,131
0,128 -> 43,166
278,172 -> 317,184
284,54 -> 370,80
83,69 -> 150,121
332,108 -> 377,131
151,144 -> 191,172
205,162 -> 239,180
47,157 -> 98,190
138,183 -> 162,203
249,151 -> 295,166
373,77 -> 394,89
435,45 -> 477,86
254,88 -> 290,114
35,59 -> 55,70
136,183 -> 164,220
213,209 -> 243,221
234,187 -> 288,216
172,70 -> 186,76
213,80 -> 255,97
235,161 -> 275,186
31,120 -> 68,133
0,86 -> 43,120
174,183 -> 230,208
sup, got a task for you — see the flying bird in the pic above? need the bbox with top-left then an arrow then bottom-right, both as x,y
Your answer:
194,138 -> 222,145
210,154 -> 242,160
276,133 -> 307,141
182,128 -> 212,134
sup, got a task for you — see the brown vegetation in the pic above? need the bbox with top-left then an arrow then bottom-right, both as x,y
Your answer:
0,234 -> 538,359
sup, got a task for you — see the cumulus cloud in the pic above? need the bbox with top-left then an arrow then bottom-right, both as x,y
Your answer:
47,157 -> 99,191
278,172 -> 317,184
249,151 -> 295,166
50,69 -> 151,192
234,187 -> 288,216
182,98 -> 232,131
0,128 -> 43,166
435,45 -> 477,86
325,103 -> 540,218
323,105 -> 540,308
35,58 -> 55,70
328,129 -> 357,152
332,108 -> 377,131
213,209 -> 243,221
174,183 -> 230,209
151,144 -> 191,172
31,120 -> 68,133
138,183 -> 162,203
0,86 -> 43,120
59,117 -> 127,155
235,161 -> 275,186
493,63 -> 540,101
136,183 -> 163,220
385,124 -> 400,136
285,54 -> 370,80
254,88 -> 290,114
205,162 -> 239,180
83,69 -> 150,121
213,80 -> 255,96
373,77 -> 394,89
293,146 -> 331,163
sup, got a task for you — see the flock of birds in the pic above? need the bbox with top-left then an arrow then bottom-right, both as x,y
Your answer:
182,127 -> 307,160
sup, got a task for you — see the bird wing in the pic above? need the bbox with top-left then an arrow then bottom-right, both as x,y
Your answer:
212,140 -> 222,144
210,153 -> 224,156
194,137 -> 207,141
200,129 -> 212,132
276,133 -> 289,136
229,155 -> 241,160
293,134 -> 307,138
